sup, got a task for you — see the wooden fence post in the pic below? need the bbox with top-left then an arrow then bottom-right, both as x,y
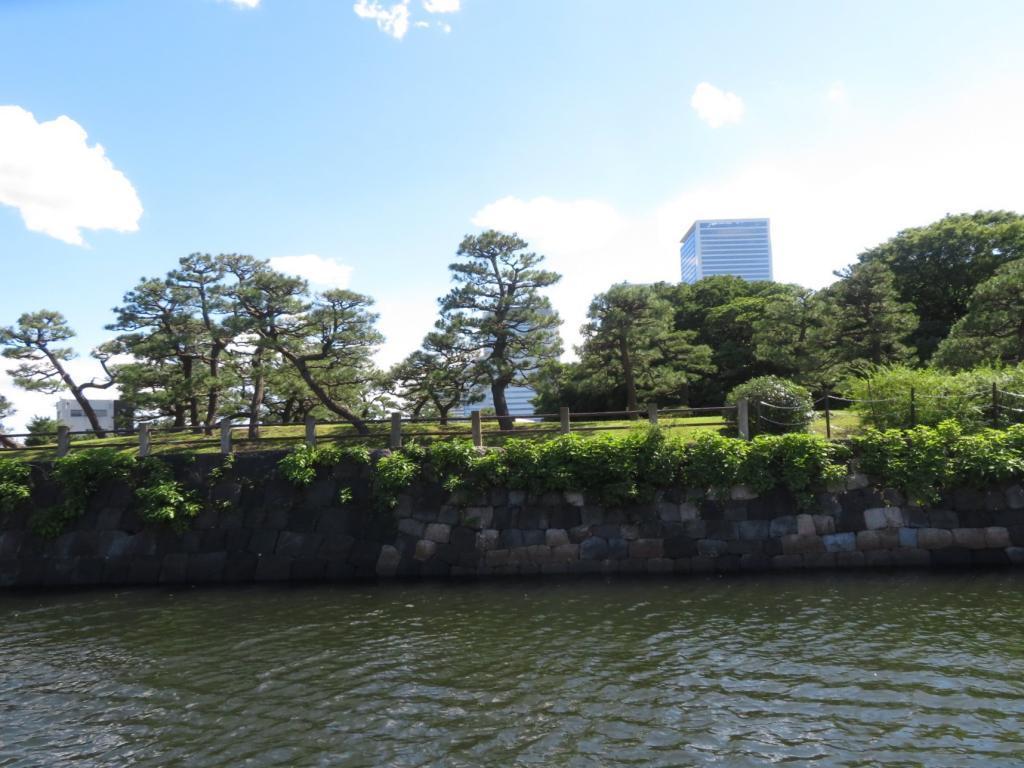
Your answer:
647,403 -> 658,425
823,393 -> 832,440
390,412 -> 403,450
305,415 -> 317,448
471,410 -> 483,448
992,381 -> 999,428
909,386 -> 916,428
138,422 -> 151,458
220,420 -> 232,455
559,407 -> 570,434
737,398 -> 750,440
56,426 -> 70,458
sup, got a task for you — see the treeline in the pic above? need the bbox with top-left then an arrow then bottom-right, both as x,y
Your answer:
536,210 -> 1024,411
2,211 -> 1023,439
0,231 -> 560,437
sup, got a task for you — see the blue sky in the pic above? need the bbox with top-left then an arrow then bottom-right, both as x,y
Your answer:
2,0 -> 1024,430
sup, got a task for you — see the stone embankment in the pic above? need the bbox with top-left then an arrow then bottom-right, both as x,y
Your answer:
2,454 -> 1024,587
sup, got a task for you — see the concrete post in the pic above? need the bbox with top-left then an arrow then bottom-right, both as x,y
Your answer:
56,426 -> 70,458
471,410 -> 483,448
737,398 -> 750,440
559,407 -> 570,434
220,420 -> 232,455
390,412 -> 403,450
305,415 -> 317,448
138,422 -> 151,458
647,403 -> 658,425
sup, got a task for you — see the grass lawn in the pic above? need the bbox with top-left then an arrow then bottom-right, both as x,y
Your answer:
0,410 -> 863,462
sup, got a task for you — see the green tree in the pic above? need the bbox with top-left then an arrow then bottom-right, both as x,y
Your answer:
818,261 -> 918,371
0,394 -> 13,446
390,327 -> 482,424
0,311 -> 113,437
24,415 -> 60,447
857,211 -> 1024,359
933,259 -> 1024,369
440,230 -> 562,430
579,283 -> 714,414
752,286 -> 832,387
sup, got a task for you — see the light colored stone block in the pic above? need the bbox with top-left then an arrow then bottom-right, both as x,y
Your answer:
375,545 -> 401,577
952,528 -> 986,550
424,523 -> 451,544
813,515 -> 836,535
985,527 -> 1011,548
545,528 -> 570,548
563,491 -> 585,507
414,539 -> 437,561
822,532 -> 856,553
730,485 -> 758,500
917,528 -> 953,549
846,473 -> 870,490
679,502 -> 700,521
476,529 -> 500,552
898,528 -> 918,548
796,514 -> 816,536
782,534 -> 825,555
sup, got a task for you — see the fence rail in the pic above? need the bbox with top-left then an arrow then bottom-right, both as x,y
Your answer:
0,401 -> 747,459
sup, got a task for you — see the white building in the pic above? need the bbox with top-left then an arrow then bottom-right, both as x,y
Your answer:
56,399 -> 119,433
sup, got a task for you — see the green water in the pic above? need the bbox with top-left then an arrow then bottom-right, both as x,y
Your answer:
1,573 -> 1023,766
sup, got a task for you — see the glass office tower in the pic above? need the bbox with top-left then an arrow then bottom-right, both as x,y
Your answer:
679,218 -> 773,283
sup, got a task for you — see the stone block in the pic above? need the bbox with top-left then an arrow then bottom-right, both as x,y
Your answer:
985,491 -> 1006,511
545,529 -> 570,548
664,535 -> 697,558
985,527 -> 1010,548
414,538 -> 437,562
705,520 -> 735,540
836,551 -> 866,568
679,502 -> 700,521
864,550 -> 893,567
552,544 -> 579,562
461,506 -> 493,530
549,507 -> 582,529
376,545 -> 401,577
865,507 -> 904,530
499,529 -> 524,549
569,525 -> 591,543
1005,546 -> 1024,565
186,552 -> 226,583
540,562 -> 568,575
1010,525 -> 1024,546
770,516 -> 797,537
782,534 -> 825,555
890,548 -> 930,567
97,531 -> 131,559
898,527 -> 918,548
1006,485 -> 1024,510
223,555 -> 258,583
159,553 -> 188,584
804,552 -> 836,569
618,558 -> 646,574
931,547 -> 972,568
835,508 -> 865,533
563,491 -> 585,507
437,506 -> 460,525
973,549 -> 1010,567
954,488 -> 986,511
822,532 -> 856,553
476,529 -> 500,552
772,554 -> 804,570
730,484 -> 758,501
620,524 -> 640,541
646,558 -> 674,573
959,510 -> 994,528
581,506 -> 604,526
918,528 -> 954,549
276,531 -> 322,558
607,537 -> 628,560
657,502 -> 680,522
812,515 -> 836,535
723,502 -> 748,522
526,545 -> 552,562
629,538 -> 664,559
508,490 -> 527,506
726,540 -> 763,556
737,520 -> 770,541
904,508 -> 929,528
450,526 -> 477,553
796,514 -> 816,535
856,529 -> 898,551
697,539 -> 728,558
424,523 -> 451,544
740,554 -> 773,571
485,548 -> 510,566
952,528 -> 987,550
522,529 -> 546,546
846,473 -> 870,490
398,518 -> 425,538
690,556 -> 716,573
683,520 -> 706,539
255,555 -> 294,582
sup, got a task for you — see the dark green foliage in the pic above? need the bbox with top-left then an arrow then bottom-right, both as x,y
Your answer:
739,434 -> 848,509
24,416 -> 60,447
278,444 -> 370,486
32,449 -> 135,537
728,376 -> 813,437
134,458 -> 201,529
0,458 -> 31,514
857,211 -> 1024,360
677,432 -> 748,494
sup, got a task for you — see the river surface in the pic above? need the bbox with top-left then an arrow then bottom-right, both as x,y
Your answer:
1,573 -> 1023,767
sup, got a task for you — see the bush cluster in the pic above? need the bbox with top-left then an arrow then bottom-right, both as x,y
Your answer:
727,376 -> 814,438
846,364 -> 1024,430
0,459 -> 31,515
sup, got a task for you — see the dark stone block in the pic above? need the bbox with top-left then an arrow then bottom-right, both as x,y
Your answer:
953,488 -> 986,511
904,508 -> 929,528
254,554 -> 293,582
701,501 -> 724,520
187,552 -> 226,583
180,531 -> 203,554
449,526 -> 477,553
928,509 -> 959,529
724,502 -> 748,521
518,508 -> 546,529
664,535 -> 697,559
522,529 -> 545,547
70,557 -> 105,586
160,553 -> 188,583
0,532 -> 23,559
128,557 -> 162,584
193,505 -> 221,530
304,478 -> 337,509
705,520 -> 735,539
319,533 -> 355,559
740,554 -> 773,571
279,531 -> 324,558
607,537 -> 628,560
726,540 -> 763,555
263,505 -> 291,530
499,529 -> 524,549
1009,525 -> 1024,546
549,507 -> 581,529
261,478 -> 297,510
243,506 -> 268,529
737,520 -> 770,541
931,547 -> 972,568
594,524 -> 620,539
248,529 -> 280,554
0,559 -> 19,587
763,538 -> 783,556
973,549 -> 1010,567
580,537 -> 609,560
103,557 -> 133,585
96,506 -> 124,530
835,509 -> 865,533
224,528 -> 251,553
224,555 -> 258,583
958,510 -> 994,528
420,558 -> 450,577
714,555 -> 742,573
683,520 -> 706,539
316,509 -> 355,537
291,558 -> 328,581
491,506 -> 514,529
435,543 -> 460,565
985,490 -> 1007,511
218,508 -> 245,529
395,556 -> 420,577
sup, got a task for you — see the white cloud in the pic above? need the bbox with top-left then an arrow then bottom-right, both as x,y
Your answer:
826,81 -> 849,108
353,0 -> 411,39
414,20 -> 430,28
474,78 -> 1024,355
423,0 -> 459,12
0,106 -> 142,246
268,254 -> 354,290
221,0 -> 260,7
690,82 -> 745,128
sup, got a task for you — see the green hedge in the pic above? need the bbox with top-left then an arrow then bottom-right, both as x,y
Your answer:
727,375 -> 813,437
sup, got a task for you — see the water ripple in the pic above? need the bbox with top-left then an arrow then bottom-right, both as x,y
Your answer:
2,573 -> 1024,766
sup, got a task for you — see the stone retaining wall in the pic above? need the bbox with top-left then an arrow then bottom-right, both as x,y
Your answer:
2,453 -> 1024,587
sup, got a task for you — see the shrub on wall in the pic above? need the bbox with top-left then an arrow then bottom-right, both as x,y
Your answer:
0,458 -> 31,515
727,376 -> 813,438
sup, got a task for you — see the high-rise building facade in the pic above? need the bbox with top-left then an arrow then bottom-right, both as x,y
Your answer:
680,218 -> 773,283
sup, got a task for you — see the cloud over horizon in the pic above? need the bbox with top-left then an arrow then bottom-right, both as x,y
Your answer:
0,106 -> 143,246
268,254 -> 354,290
690,82 -> 745,128
353,0 -> 411,39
